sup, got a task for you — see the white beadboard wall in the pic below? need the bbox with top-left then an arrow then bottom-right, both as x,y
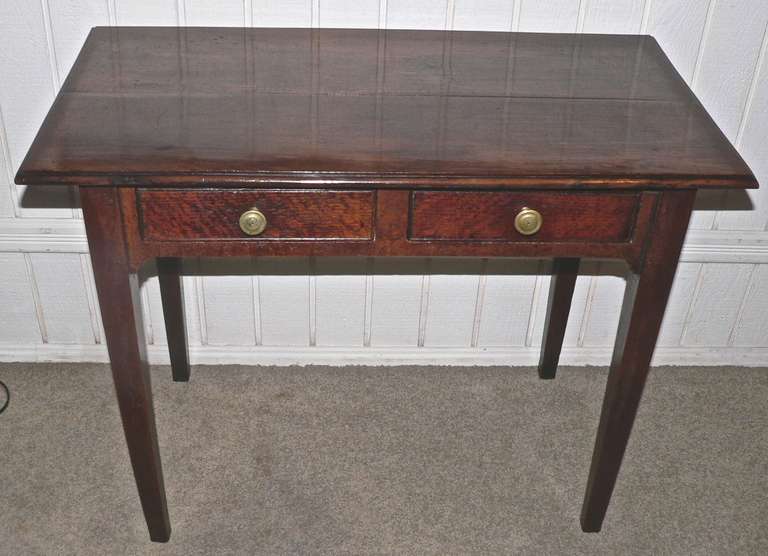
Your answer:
2,0 -> 768,367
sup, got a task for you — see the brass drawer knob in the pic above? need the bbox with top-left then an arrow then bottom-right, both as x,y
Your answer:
514,207 -> 542,236
239,207 -> 267,236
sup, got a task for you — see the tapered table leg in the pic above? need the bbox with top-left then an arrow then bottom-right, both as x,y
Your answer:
580,191 -> 695,532
81,187 -> 171,542
157,258 -> 190,382
538,258 -> 580,379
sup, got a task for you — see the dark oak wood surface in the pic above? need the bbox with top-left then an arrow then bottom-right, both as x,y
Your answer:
157,258 -> 190,382
80,187 -> 171,541
16,27 -> 760,542
16,27 -> 756,190
581,190 -> 696,531
120,188 -> 659,271
409,191 -> 639,241
139,189 -> 375,240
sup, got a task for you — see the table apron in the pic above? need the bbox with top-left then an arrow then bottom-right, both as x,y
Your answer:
117,188 -> 658,271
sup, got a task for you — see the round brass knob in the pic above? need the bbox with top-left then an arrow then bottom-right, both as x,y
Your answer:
239,207 -> 267,236
514,207 -> 542,236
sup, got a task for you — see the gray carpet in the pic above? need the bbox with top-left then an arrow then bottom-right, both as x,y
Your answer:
0,363 -> 766,555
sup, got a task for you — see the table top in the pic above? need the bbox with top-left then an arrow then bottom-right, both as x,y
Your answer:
16,27 -> 756,190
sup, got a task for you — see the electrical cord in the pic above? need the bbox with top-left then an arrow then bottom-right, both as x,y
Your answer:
0,380 -> 8,414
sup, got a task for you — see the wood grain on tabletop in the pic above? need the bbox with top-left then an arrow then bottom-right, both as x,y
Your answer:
15,27 -> 756,190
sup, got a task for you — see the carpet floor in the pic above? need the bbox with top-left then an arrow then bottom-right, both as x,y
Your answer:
0,363 -> 766,555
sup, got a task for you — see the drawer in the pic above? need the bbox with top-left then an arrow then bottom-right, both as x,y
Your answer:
409,191 -> 640,242
138,189 -> 375,241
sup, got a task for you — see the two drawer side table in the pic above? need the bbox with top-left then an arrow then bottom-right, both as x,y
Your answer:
16,27 -> 758,542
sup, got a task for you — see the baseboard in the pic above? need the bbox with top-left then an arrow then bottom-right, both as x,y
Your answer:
1,343 -> 766,367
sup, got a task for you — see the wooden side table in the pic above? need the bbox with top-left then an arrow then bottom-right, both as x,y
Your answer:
16,27 -> 757,542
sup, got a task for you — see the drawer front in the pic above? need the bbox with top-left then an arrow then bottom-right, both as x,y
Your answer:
409,191 -> 640,242
139,189 -> 375,241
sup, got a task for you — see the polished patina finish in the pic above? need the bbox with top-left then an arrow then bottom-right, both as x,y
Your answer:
16,27 -> 758,543
17,27 -> 755,190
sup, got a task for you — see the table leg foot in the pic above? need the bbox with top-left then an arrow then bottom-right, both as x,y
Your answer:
580,516 -> 602,533
107,273 -> 172,542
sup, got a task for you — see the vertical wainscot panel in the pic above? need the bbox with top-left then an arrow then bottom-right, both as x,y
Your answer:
579,265 -> 626,347
681,263 -> 754,347
184,0 -> 245,25
197,259 -> 257,346
116,0 -> 179,24
453,1 -> 514,31
315,258 -> 368,346
253,0 -> 312,27
477,260 -> 538,347
28,253 -> 97,344
257,258 -> 311,346
320,0 -> 380,28
582,0 -> 645,34
526,273 -> 551,348
368,259 -> 425,347
423,259 -> 483,347
559,262 -> 596,348
731,264 -> 768,347
0,106 -> 16,217
657,262 -> 702,346
517,0 -> 581,32
387,0 -> 448,30
182,259 -> 203,347
0,253 -> 43,344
